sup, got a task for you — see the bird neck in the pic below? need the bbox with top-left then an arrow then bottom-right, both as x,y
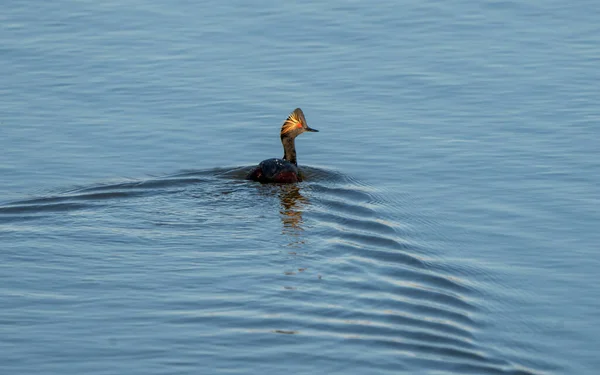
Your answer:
281,135 -> 297,166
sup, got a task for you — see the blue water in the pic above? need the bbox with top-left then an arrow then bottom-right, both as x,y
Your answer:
1,1 -> 599,374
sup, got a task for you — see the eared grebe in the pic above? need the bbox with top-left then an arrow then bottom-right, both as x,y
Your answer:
246,108 -> 318,183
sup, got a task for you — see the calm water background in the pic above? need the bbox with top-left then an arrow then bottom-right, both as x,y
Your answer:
1,1 -> 599,374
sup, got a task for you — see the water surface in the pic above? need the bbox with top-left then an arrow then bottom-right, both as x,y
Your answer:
1,1 -> 599,374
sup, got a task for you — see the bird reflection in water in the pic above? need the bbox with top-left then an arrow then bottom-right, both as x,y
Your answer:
277,184 -> 308,241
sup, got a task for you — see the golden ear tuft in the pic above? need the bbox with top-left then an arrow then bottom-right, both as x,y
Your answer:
280,108 -> 305,135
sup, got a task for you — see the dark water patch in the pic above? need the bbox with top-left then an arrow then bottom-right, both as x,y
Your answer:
172,166 -> 252,180
0,214 -> 53,224
8,191 -> 148,206
69,177 -> 208,194
0,202 -> 91,214
0,174 -> 224,221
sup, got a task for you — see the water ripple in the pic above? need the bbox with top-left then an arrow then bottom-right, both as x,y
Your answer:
0,166 -> 555,374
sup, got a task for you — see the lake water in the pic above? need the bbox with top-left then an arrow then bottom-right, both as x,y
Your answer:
1,1 -> 599,374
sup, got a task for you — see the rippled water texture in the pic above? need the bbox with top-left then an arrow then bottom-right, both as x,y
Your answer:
1,1 -> 599,374
0,168 -> 538,374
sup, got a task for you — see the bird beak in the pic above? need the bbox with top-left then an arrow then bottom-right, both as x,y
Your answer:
306,126 -> 319,132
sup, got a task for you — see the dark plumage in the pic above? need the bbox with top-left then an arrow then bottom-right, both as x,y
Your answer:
246,108 -> 318,183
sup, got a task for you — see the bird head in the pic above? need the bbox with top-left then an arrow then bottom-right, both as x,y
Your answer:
280,108 -> 318,138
